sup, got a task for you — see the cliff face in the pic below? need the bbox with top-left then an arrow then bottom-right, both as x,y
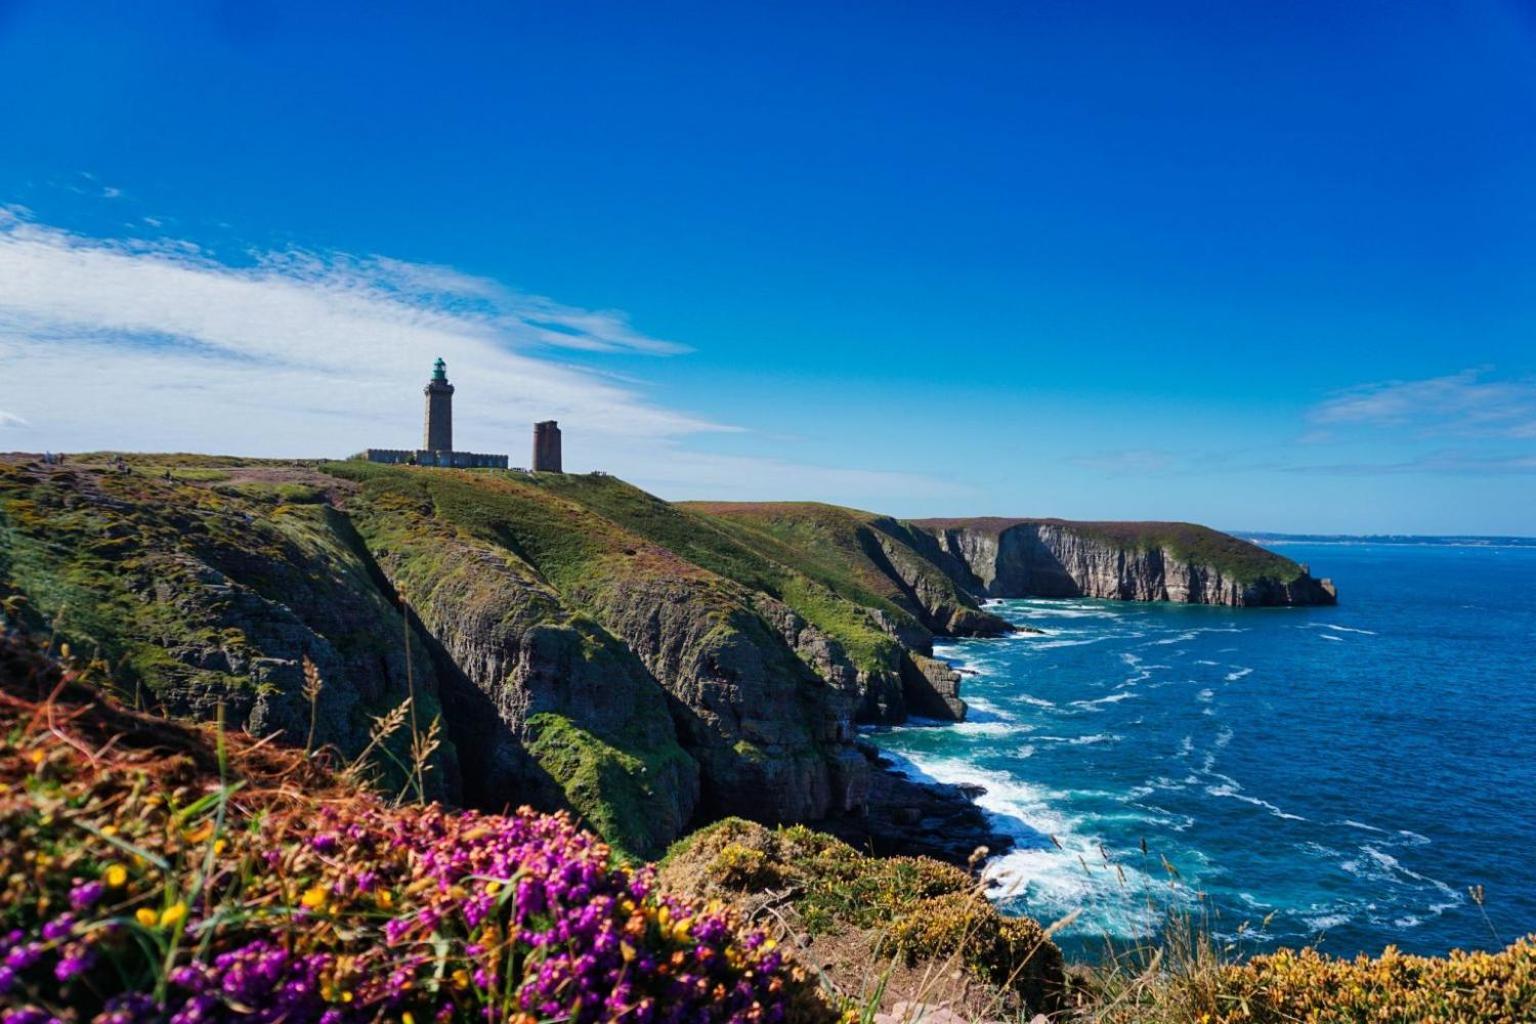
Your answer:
0,455 -> 1334,862
907,518 -> 1338,607
0,461 -> 460,800
0,457 -> 918,860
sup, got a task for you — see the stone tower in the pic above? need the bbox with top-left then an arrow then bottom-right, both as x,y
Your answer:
423,358 -> 454,452
532,420 -> 562,472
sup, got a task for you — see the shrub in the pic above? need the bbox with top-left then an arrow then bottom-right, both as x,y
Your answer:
0,631 -> 824,1024
661,818 -> 1064,1013
1204,939 -> 1536,1023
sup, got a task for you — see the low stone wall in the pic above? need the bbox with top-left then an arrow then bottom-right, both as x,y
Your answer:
365,449 -> 508,469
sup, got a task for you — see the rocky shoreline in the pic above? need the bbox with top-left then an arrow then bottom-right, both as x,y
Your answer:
810,741 -> 1014,863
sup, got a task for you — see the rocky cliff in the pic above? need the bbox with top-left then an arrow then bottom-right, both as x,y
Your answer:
0,455 -> 1333,861
0,456 -> 1012,860
905,517 -> 1337,606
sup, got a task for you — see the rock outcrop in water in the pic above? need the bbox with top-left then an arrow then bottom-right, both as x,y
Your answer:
904,517 -> 1337,607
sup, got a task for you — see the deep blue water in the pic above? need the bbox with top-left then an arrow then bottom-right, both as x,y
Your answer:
869,542 -> 1536,959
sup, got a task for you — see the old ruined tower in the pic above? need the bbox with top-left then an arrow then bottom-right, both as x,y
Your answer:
532,420 -> 562,472
423,357 -> 454,452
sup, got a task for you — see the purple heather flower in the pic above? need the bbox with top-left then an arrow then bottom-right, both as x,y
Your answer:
5,942 -> 42,971
168,964 -> 206,991
91,993 -> 160,1024
41,915 -> 76,942
70,880 -> 107,912
54,945 -> 97,982
2,1008 -> 63,1024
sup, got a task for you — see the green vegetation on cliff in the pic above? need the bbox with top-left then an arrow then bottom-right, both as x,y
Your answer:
0,456 -> 454,797
684,501 -> 1009,636
525,711 -> 698,861
660,817 -> 1064,1018
0,453 -> 1333,862
526,477 -> 912,681
911,515 -> 1309,585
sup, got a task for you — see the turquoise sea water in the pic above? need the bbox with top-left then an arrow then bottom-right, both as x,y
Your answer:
868,541 -> 1536,959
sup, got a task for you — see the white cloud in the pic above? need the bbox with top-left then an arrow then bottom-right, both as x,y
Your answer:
1309,369 -> 1536,439
1284,451 -> 1536,476
0,410 -> 27,428
0,211 -> 963,502
0,210 -> 721,460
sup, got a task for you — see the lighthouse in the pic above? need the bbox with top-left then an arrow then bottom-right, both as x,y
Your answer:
423,357 -> 454,452
362,359 -> 509,469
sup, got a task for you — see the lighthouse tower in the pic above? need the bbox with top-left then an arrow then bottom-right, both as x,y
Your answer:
423,357 -> 454,452
363,358 -> 508,469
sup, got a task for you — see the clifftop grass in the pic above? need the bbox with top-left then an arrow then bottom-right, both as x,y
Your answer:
682,500 -> 1003,636
526,478 -> 911,679
0,458 -> 450,784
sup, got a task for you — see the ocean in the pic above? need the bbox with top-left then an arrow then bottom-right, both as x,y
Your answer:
867,540 -> 1536,959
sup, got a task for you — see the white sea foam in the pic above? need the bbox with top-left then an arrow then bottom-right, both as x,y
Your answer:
1214,725 -> 1234,748
953,721 -> 1019,738
1318,633 -> 1344,642
1070,692 -> 1138,709
963,697 -> 1016,722
1019,606 -> 1117,620
1303,911 -> 1352,932
1224,667 -> 1253,681
1196,688 -> 1215,702
1029,636 -> 1111,649
882,751 -> 1183,938
1338,846 -> 1462,911
1035,733 -> 1121,746
1322,623 -> 1378,636
1202,772 -> 1306,821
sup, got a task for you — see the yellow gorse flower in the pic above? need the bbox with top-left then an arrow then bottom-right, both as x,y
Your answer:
160,902 -> 187,927
104,863 -> 128,888
300,885 -> 329,909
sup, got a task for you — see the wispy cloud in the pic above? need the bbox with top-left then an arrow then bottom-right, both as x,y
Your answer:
1283,450 -> 1536,476
0,210 -> 963,501
1309,369 -> 1536,439
0,209 -> 718,457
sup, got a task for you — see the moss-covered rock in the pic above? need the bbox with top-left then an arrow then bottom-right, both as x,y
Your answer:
660,818 -> 1065,1017
0,457 -> 457,799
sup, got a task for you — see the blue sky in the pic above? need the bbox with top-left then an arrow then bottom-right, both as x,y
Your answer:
1,1 -> 1534,534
